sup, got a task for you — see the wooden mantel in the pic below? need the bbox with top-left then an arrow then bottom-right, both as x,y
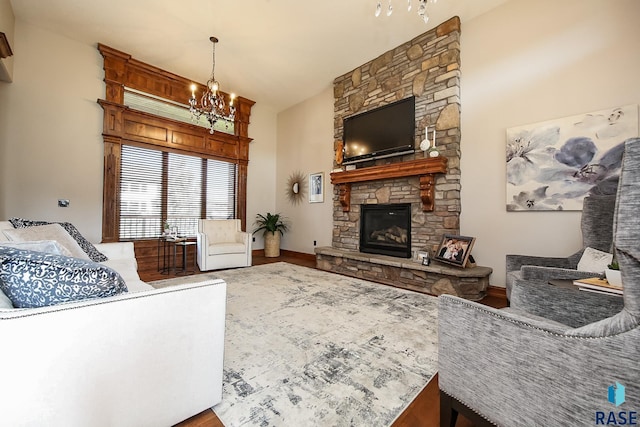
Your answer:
330,156 -> 448,212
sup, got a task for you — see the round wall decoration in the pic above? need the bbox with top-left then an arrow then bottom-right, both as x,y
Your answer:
286,171 -> 306,205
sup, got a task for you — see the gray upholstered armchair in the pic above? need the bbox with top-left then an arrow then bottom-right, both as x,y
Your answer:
438,138 -> 640,426
505,194 -> 616,300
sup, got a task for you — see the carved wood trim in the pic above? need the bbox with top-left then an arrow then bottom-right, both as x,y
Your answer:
338,183 -> 352,212
102,140 -> 121,242
0,32 -> 13,58
330,157 -> 447,212
419,175 -> 435,211
98,44 -> 254,240
98,100 -> 249,165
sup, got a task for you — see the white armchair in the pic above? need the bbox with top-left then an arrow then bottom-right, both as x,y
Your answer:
196,219 -> 252,271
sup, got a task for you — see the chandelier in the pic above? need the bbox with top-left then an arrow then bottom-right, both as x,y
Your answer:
189,36 -> 236,134
375,0 -> 438,23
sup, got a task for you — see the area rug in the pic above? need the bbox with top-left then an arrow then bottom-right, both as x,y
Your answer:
150,262 -> 438,426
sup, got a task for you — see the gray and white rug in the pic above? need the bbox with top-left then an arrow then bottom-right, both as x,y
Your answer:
152,262 -> 438,426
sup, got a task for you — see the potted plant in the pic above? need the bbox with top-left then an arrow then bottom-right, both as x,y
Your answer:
605,258 -> 622,287
253,213 -> 289,257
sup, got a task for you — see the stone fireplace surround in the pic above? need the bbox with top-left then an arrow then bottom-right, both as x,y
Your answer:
315,17 -> 492,300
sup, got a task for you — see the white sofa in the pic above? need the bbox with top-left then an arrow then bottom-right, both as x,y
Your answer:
197,219 -> 252,271
0,221 -> 227,426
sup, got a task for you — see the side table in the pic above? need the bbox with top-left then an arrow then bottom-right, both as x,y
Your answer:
174,241 -> 197,275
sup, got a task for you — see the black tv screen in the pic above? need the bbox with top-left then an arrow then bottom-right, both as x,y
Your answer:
343,96 -> 415,164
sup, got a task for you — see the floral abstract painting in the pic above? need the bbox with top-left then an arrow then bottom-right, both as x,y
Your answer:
506,104 -> 638,211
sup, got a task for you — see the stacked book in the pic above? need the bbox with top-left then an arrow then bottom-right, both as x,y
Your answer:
573,277 -> 623,295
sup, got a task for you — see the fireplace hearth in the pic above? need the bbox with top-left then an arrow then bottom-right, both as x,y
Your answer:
360,203 -> 411,258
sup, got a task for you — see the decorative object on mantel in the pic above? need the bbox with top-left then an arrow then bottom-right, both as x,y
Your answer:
375,0 -> 439,23
253,212 -> 289,257
335,140 -> 344,165
0,32 -> 13,58
420,126 -> 440,158
506,104 -> 637,211
286,171 -> 306,205
188,36 -> 236,134
309,172 -> 324,203
414,250 -> 430,265
433,234 -> 475,268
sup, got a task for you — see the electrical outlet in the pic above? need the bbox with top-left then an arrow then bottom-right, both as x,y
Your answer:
313,240 -> 317,246
58,199 -> 70,207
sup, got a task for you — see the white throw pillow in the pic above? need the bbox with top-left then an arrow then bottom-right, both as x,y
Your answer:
3,224 -> 90,260
577,247 -> 613,274
0,240 -> 70,257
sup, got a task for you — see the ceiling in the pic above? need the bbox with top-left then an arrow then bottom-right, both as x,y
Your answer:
10,0 -> 509,112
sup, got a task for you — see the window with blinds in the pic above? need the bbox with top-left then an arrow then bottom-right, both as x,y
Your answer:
123,88 -> 234,134
120,145 -> 237,239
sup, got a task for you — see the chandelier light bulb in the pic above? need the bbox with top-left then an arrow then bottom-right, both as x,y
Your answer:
418,0 -> 426,15
376,0 -> 436,23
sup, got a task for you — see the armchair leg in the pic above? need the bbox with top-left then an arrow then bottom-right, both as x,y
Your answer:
440,390 -> 458,427
440,389 -> 496,427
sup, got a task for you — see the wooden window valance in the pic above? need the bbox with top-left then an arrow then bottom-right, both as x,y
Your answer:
97,43 -> 255,241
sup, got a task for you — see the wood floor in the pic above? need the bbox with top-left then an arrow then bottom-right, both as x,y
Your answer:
139,252 -> 507,427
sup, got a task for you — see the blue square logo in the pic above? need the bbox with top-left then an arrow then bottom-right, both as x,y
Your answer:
608,382 -> 626,407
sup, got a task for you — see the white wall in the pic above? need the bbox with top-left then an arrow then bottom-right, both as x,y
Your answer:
460,0 -> 640,286
0,20 -> 279,244
247,102 -> 278,249
0,21 -> 104,242
275,86 -> 334,254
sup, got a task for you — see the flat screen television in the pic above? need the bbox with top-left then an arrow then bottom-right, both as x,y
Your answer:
342,96 -> 415,165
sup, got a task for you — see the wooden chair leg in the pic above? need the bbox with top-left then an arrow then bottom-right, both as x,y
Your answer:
440,390 -> 459,427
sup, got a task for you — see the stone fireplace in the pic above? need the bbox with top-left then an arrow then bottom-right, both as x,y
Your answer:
315,17 -> 492,301
360,203 -> 411,258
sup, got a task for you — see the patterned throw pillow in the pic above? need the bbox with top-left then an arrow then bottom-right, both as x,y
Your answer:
9,218 -> 108,262
0,247 -> 127,308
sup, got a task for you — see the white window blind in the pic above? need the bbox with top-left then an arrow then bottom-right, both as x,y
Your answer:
119,145 -> 237,239
168,153 -> 202,237
120,146 -> 162,239
206,159 -> 237,220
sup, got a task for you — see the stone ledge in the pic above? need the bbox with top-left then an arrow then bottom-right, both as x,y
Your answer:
315,247 -> 492,278
315,246 -> 492,301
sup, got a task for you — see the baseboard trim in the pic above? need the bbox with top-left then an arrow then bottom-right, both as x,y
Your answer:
486,285 -> 507,299
281,249 -> 316,261
252,249 -> 316,262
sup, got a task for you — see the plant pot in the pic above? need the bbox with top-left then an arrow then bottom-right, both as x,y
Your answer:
605,268 -> 622,287
264,232 -> 281,258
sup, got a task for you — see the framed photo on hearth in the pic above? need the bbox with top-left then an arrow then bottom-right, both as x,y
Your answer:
309,172 -> 324,203
434,234 -> 475,268
414,250 -> 430,264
